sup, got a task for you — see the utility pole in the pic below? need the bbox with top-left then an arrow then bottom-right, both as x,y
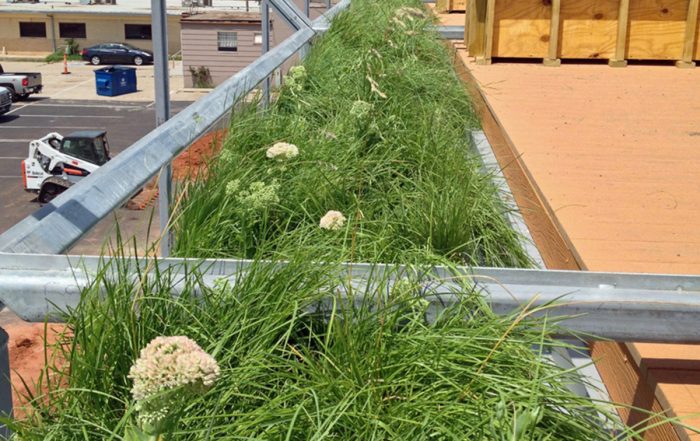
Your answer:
152,0 -> 172,256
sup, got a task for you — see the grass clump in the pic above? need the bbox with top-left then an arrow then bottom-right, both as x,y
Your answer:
173,0 -> 529,268
8,252 -> 634,440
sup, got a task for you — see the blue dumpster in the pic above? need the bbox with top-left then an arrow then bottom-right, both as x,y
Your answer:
94,66 -> 137,97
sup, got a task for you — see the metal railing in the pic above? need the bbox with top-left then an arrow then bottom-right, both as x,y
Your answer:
1,252 -> 699,343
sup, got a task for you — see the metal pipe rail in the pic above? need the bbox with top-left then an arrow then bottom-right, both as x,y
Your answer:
1,252 -> 699,343
0,0 -> 350,256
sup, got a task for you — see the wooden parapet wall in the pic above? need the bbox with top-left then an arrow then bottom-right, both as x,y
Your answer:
465,0 -> 700,66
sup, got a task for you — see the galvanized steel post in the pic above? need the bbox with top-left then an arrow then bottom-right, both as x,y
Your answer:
152,0 -> 173,257
304,0 -> 310,17
262,0 -> 271,107
0,327 -> 11,439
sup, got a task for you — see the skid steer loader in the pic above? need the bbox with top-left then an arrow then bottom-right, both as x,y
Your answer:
21,131 -> 111,203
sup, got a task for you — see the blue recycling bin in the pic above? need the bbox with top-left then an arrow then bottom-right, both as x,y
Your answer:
94,66 -> 137,97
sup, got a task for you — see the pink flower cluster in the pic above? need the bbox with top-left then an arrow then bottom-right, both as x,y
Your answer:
129,336 -> 220,402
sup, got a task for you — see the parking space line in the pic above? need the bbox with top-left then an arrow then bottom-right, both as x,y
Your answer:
3,104 -> 29,116
28,103 -> 145,109
0,126 -> 102,129
51,78 -> 96,99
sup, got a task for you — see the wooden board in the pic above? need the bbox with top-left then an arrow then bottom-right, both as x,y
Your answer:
493,0 -> 551,58
452,0 -> 468,11
471,0 -> 700,61
628,0 -> 689,59
436,0 -> 467,13
560,0 -> 619,58
695,5 -> 700,59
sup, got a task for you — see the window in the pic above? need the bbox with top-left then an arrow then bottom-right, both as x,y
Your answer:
125,24 -> 152,40
254,32 -> 263,45
59,23 -> 87,39
217,31 -> 238,52
19,22 -> 46,38
61,139 -> 98,163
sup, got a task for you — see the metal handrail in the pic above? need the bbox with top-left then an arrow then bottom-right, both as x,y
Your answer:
1,251 -> 699,343
0,0 -> 350,255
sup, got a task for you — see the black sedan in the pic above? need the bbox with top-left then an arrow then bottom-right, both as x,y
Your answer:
81,43 -> 153,66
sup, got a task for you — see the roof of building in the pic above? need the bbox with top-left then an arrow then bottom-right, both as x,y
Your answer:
66,130 -> 107,139
0,0 -> 260,17
180,10 -> 261,23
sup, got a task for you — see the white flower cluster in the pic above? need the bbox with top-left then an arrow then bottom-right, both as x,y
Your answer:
224,179 -> 280,212
225,179 -> 241,197
129,336 -> 220,402
219,149 -> 235,164
266,142 -> 299,160
319,210 -> 346,231
349,100 -> 373,120
239,180 -> 280,211
285,65 -> 307,94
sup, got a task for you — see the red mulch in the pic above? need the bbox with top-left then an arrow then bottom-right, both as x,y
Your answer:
125,129 -> 227,210
4,322 -> 65,417
172,129 -> 227,182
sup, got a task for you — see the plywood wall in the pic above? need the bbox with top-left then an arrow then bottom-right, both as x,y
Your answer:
696,10 -> 700,59
436,0 -> 467,12
493,0 -> 551,58
470,0 -> 700,62
560,0 -> 619,58
628,0 -> 689,59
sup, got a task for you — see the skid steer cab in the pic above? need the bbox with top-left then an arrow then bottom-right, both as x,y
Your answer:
22,131 -> 111,203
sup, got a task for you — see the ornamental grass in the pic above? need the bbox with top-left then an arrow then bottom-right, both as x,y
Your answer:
171,0 -> 529,268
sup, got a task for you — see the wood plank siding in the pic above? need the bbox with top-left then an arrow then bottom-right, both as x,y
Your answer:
181,22 -> 265,87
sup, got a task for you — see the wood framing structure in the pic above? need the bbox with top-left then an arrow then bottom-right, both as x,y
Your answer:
465,0 -> 700,66
435,0 -> 468,13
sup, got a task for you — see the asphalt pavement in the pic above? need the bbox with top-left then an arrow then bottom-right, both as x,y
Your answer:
0,97 -> 192,252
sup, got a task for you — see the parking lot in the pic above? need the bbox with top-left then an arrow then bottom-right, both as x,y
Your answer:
0,97 -> 193,253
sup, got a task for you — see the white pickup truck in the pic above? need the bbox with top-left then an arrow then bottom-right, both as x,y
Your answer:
0,64 -> 43,101
0,86 -> 11,115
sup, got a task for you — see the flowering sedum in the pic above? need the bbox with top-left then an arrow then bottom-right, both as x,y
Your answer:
349,100 -> 373,120
266,142 -> 299,160
319,210 -> 347,231
130,336 -> 219,402
285,65 -> 307,95
225,179 -> 241,197
128,336 -> 220,437
238,180 -> 280,212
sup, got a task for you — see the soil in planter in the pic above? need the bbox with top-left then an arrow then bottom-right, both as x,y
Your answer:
172,129 -> 226,182
1,316 -> 64,417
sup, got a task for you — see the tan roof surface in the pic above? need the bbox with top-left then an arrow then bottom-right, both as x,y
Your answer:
181,10 -> 262,22
456,50 -> 700,440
